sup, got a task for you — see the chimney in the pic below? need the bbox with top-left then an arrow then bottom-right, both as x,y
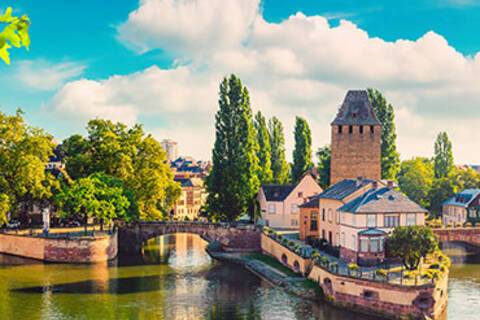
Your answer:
387,180 -> 394,190
356,176 -> 363,187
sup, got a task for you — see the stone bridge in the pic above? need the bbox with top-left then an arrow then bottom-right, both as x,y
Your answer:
118,221 -> 262,254
433,227 -> 480,247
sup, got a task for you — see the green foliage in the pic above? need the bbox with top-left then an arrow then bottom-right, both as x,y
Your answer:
207,75 -> 260,221
398,158 -> 434,208
0,7 -> 30,64
0,194 -> 10,226
56,173 -> 130,228
376,269 -> 388,278
434,132 -> 454,179
61,119 -> 180,221
291,117 -> 313,182
348,263 -> 359,272
269,117 -> 290,184
316,145 -> 331,189
254,111 -> 273,184
368,89 -> 400,180
428,175 -> 457,216
387,226 -> 439,270
0,110 -> 59,224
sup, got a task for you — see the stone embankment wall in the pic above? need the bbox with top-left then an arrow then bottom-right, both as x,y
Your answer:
0,230 -> 117,263
260,233 -> 311,275
261,234 -> 448,319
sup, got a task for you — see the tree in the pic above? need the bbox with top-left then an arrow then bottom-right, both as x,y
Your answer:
368,89 -> 400,180
428,176 -> 457,217
316,145 -> 331,189
0,110 -> 59,226
0,7 -> 30,64
387,226 -> 439,270
291,117 -> 313,182
61,119 -> 180,221
397,158 -> 434,209
269,117 -> 290,184
207,75 -> 260,221
57,173 -> 130,234
254,111 -> 273,184
434,132 -> 454,179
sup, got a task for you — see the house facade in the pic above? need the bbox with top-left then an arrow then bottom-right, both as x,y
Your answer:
442,189 -> 480,226
338,185 -> 427,265
258,174 -> 322,229
299,196 -> 320,240
172,177 -> 206,221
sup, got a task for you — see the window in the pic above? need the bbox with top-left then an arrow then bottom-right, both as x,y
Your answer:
338,126 -> 343,134
370,125 -> 374,134
370,239 -> 380,253
291,219 -> 298,226
406,214 -> 416,226
335,211 -> 340,224
322,209 -> 326,221
291,204 -> 299,214
322,229 -> 326,240
360,239 -> 369,252
310,212 -> 318,231
349,125 -> 353,134
359,125 -> 364,134
384,215 -> 399,227
328,209 -> 333,222
352,235 -> 357,251
341,232 -> 346,246
367,214 -> 376,227
336,233 -> 340,246
298,192 -> 303,198
268,204 -> 276,214
340,212 -> 345,224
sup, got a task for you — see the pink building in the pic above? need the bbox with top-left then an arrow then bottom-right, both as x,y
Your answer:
258,174 -> 322,229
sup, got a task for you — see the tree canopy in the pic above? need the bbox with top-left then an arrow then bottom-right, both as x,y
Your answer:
397,158 -> 433,209
368,89 -> 400,180
207,75 -> 260,221
61,119 -> 180,221
269,117 -> 290,184
387,226 -> 439,270
254,111 -> 273,184
0,110 -> 58,225
0,7 -> 30,64
291,117 -> 313,182
434,132 -> 454,179
316,145 -> 331,189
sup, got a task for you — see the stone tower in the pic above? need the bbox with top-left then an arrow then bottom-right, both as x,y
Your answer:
330,90 -> 381,185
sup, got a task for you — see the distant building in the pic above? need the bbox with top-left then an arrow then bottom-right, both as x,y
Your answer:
171,156 -> 211,179
172,177 -> 206,221
258,174 -> 322,229
330,90 -> 381,185
442,189 -> 480,226
161,139 -> 178,162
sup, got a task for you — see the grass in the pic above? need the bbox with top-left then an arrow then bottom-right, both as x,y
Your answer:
246,253 -> 300,277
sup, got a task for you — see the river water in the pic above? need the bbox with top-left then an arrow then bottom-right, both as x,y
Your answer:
0,234 -> 475,319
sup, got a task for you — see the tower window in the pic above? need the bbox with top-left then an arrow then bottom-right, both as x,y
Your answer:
349,125 -> 353,134
359,126 -> 364,134
370,126 -> 374,134
338,126 -> 343,134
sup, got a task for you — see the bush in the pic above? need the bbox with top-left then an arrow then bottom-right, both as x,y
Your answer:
320,256 -> 329,267
348,263 -> 359,271
311,251 -> 320,260
376,269 -> 388,278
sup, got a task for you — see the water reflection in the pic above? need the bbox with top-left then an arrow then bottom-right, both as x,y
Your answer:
0,233 -> 379,320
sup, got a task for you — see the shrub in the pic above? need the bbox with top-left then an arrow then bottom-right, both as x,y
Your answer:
320,256 -> 329,267
376,269 -> 388,278
348,263 -> 359,271
311,251 -> 320,260
288,240 -> 295,247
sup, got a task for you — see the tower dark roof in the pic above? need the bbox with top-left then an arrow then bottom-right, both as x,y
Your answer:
332,90 -> 381,126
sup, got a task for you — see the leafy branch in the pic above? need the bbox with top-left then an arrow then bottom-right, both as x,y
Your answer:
0,7 -> 30,65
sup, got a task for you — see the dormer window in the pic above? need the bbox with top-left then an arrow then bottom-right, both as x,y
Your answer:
349,125 -> 353,134
359,126 -> 364,134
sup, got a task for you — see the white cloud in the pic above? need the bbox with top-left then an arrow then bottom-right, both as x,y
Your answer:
49,0 -> 480,164
15,59 -> 85,91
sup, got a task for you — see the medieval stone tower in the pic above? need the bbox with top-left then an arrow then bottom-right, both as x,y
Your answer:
330,90 -> 381,185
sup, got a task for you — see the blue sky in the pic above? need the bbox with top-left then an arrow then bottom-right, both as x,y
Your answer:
1,0 -> 479,163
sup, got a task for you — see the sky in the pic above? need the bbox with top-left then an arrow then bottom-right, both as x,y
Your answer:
1,0 -> 480,164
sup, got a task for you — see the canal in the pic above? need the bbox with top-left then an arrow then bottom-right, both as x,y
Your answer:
0,234 -> 475,319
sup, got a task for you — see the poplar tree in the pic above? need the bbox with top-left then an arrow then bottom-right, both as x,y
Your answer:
207,75 -> 260,221
316,145 -> 331,189
291,117 -> 313,182
268,117 -> 290,184
368,88 -> 400,180
434,132 -> 454,179
254,111 -> 273,184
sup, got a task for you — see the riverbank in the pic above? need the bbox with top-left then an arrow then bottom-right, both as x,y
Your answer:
207,249 -> 321,301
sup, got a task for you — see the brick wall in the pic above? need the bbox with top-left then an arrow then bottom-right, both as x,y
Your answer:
330,125 -> 381,184
0,231 -> 117,263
